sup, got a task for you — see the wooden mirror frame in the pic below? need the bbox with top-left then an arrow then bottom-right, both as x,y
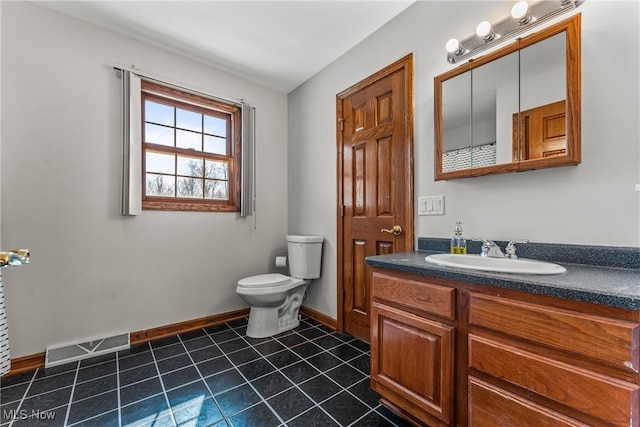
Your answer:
434,14 -> 581,180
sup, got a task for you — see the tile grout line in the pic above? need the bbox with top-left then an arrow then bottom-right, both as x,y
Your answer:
64,389 -> 118,426
118,360 -> 163,391
62,362 -> 81,426
148,342 -> 178,426
347,409 -> 382,427
63,358 -> 124,426
70,358 -> 116,386
115,352 -> 122,427
174,329 -> 229,425
6,368 -> 38,427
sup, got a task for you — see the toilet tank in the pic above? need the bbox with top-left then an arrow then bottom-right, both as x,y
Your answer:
286,235 -> 323,279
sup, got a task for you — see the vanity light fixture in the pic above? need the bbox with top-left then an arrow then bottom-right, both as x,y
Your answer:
476,21 -> 496,41
511,1 -> 533,24
445,38 -> 465,56
446,0 -> 583,63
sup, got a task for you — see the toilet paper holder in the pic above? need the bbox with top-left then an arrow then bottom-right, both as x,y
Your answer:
275,256 -> 287,268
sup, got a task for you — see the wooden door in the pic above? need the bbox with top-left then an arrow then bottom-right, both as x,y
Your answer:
513,100 -> 567,161
337,55 -> 414,341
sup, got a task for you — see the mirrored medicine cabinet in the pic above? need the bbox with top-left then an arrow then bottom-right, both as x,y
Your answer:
434,14 -> 581,180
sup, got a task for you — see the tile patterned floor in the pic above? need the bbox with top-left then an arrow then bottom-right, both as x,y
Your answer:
0,318 -> 411,426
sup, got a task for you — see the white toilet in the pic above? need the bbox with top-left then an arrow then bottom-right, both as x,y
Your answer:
236,235 -> 324,338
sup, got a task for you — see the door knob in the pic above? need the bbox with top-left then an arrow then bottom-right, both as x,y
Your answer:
380,225 -> 403,236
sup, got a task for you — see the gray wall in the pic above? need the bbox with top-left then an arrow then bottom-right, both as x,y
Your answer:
288,1 -> 640,319
1,2 -> 289,357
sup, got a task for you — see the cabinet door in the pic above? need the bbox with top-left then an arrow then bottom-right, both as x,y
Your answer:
371,301 -> 454,423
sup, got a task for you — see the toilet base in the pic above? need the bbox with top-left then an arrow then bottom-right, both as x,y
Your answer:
245,284 -> 308,338
246,306 -> 302,338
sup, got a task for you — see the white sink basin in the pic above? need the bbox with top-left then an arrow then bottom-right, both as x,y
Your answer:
425,253 -> 566,275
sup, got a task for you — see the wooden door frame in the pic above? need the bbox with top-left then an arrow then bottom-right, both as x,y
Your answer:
336,53 -> 415,333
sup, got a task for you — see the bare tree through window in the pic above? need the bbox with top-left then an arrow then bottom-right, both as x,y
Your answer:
147,175 -> 174,196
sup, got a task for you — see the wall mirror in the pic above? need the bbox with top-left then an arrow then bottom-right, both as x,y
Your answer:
434,14 -> 581,180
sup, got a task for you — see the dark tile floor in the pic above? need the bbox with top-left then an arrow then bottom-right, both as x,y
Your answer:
0,317 -> 411,426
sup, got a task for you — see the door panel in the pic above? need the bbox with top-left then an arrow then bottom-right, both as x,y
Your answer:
337,55 -> 414,341
352,240 -> 368,313
377,137 -> 392,215
513,100 -> 567,161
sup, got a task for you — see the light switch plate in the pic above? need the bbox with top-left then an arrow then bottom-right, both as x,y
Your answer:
418,195 -> 445,216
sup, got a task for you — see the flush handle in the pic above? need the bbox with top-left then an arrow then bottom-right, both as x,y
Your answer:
381,225 -> 403,236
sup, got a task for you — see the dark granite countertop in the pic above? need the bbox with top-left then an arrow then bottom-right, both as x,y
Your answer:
366,249 -> 640,311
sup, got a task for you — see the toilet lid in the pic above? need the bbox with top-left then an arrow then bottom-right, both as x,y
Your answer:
238,273 -> 291,288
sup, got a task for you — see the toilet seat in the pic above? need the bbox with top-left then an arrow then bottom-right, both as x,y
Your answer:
238,273 -> 290,287
237,273 -> 306,295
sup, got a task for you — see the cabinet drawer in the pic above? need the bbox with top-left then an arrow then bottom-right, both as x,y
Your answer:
372,272 -> 455,320
469,334 -> 640,426
469,377 -> 588,427
469,293 -> 640,373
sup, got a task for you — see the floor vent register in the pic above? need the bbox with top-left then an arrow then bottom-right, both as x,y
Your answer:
45,331 -> 130,368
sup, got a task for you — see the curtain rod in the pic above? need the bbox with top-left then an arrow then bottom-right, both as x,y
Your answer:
113,63 -> 244,107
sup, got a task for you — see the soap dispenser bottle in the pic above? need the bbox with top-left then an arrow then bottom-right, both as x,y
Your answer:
451,221 -> 467,254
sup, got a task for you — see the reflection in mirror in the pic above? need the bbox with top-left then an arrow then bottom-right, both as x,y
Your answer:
441,71 -> 471,172
434,14 -> 581,180
472,51 -> 519,168
516,33 -> 567,161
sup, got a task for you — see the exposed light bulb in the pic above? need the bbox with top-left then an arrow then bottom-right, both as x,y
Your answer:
476,21 -> 495,41
446,38 -> 461,54
511,1 -> 532,24
511,1 -> 529,19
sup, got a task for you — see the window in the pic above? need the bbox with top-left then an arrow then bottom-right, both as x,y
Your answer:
141,80 -> 241,212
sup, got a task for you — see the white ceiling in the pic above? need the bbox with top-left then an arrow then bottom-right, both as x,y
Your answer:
33,0 -> 416,93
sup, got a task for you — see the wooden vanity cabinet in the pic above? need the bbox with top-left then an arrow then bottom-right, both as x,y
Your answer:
368,267 -> 640,427
370,271 -> 456,426
467,291 -> 640,427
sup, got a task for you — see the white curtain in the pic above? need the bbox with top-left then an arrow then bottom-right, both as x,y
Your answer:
120,70 -> 142,216
241,103 -> 256,217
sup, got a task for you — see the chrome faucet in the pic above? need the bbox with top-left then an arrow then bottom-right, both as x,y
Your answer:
505,240 -> 529,259
477,239 -> 529,259
479,240 -> 504,258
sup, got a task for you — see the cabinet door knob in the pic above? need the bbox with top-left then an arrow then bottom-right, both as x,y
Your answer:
381,225 -> 403,236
